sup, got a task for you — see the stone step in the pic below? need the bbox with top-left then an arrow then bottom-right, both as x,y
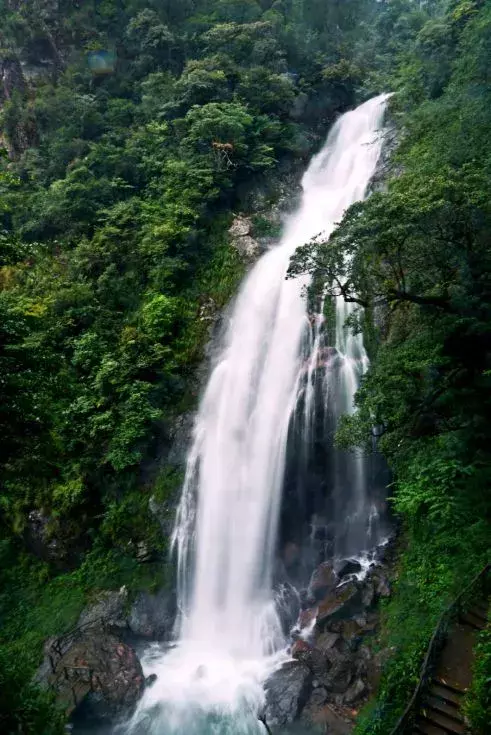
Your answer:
468,606 -> 488,623
429,682 -> 463,708
433,677 -> 467,696
413,718 -> 448,735
419,706 -> 466,735
460,611 -> 486,630
424,696 -> 464,723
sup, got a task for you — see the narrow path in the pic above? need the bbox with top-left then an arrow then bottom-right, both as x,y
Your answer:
412,599 -> 489,735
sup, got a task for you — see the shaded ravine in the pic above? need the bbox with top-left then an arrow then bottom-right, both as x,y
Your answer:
123,95 -> 390,735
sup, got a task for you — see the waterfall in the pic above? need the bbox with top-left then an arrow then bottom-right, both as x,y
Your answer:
124,94 -> 389,735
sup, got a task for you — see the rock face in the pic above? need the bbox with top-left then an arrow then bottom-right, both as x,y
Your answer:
228,216 -> 260,260
78,588 -> 129,631
128,588 -> 175,639
24,509 -> 88,568
264,661 -> 312,727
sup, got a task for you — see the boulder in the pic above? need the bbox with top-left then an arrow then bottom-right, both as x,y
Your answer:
228,216 -> 251,238
298,606 -> 317,629
228,216 -> 260,260
293,642 -> 328,679
372,571 -> 391,598
39,631 -> 144,723
336,559 -> 363,579
316,582 -> 360,627
309,686 -> 328,706
343,677 -> 367,705
75,635 -> 144,721
308,561 -> 338,602
321,650 -> 354,694
316,631 -> 340,653
264,662 -> 312,727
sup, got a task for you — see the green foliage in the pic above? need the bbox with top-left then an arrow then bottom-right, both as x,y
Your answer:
464,620 -> 491,733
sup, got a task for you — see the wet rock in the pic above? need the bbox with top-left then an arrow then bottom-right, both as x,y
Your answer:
309,686 -> 328,706
337,560 -> 363,579
361,579 -> 377,608
128,588 -> 174,640
165,411 -> 195,469
276,582 -> 301,636
354,645 -> 373,678
316,581 -> 360,627
321,650 -> 354,694
308,561 -> 338,602
343,677 -> 367,705
292,638 -> 311,657
338,619 -> 363,648
316,631 -> 340,653
293,642 -> 328,679
298,606 -> 317,629
372,571 -> 391,598
264,661 -> 312,727
145,674 -> 157,688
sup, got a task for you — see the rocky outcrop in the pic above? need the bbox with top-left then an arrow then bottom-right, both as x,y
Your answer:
76,585 -> 175,642
1,55 -> 27,101
228,216 -> 260,260
264,553 -> 395,731
75,634 -> 144,722
78,588 -> 129,631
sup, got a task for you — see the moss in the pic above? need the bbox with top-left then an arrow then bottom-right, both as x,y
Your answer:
251,214 -> 282,239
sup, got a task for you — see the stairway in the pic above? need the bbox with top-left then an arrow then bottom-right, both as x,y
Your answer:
412,601 -> 489,735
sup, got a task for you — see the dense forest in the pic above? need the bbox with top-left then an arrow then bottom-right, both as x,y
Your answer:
0,0 -> 490,733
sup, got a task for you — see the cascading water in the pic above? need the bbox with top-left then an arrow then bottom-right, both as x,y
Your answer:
124,94 -> 389,735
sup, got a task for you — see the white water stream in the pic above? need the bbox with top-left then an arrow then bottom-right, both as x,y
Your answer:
124,94 -> 389,735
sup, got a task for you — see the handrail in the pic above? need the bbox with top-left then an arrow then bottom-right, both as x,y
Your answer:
50,615 -> 108,659
389,562 -> 490,735
47,616 -> 109,701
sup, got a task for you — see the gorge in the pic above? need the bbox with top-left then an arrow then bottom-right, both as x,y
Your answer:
2,3 -> 491,734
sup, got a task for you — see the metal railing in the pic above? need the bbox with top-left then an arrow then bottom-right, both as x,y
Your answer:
389,563 -> 490,735
47,616 -> 109,709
